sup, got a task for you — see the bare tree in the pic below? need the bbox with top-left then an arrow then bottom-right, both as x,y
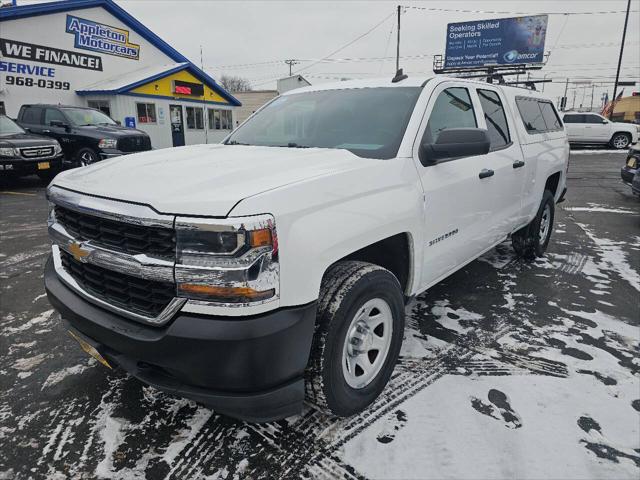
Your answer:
219,75 -> 252,92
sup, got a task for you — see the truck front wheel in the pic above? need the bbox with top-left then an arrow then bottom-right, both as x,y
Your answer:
512,190 -> 555,261
305,261 -> 405,417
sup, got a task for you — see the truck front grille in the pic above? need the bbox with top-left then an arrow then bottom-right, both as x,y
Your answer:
55,206 -> 175,258
118,136 -> 151,153
60,249 -> 175,317
21,146 -> 54,158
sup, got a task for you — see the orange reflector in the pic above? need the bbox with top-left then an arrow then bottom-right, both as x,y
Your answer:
249,228 -> 272,248
178,284 -> 275,302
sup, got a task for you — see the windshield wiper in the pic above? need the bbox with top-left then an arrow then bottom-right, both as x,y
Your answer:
226,140 -> 251,145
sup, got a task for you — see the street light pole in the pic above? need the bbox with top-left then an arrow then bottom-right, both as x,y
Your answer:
396,5 -> 401,72
610,0 -> 631,119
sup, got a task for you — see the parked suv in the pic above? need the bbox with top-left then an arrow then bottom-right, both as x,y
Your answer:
17,104 -> 151,167
0,115 -> 63,181
44,77 -> 569,422
562,112 -> 638,149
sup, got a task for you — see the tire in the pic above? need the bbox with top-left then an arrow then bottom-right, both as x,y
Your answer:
512,190 -> 555,261
610,132 -> 631,150
305,261 -> 405,417
76,148 -> 99,167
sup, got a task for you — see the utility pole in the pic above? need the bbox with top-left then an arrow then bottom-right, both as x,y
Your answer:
562,78 -> 569,111
284,59 -> 299,77
590,84 -> 595,111
396,5 -> 401,72
610,0 -> 631,119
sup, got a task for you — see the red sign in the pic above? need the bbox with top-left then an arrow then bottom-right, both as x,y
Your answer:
175,85 -> 192,95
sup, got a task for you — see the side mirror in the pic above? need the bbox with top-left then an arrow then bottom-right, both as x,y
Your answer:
419,128 -> 491,166
50,120 -> 70,130
115,120 -> 122,126
601,119 -> 609,124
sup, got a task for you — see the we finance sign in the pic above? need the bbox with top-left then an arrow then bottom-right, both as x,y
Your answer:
66,15 -> 140,60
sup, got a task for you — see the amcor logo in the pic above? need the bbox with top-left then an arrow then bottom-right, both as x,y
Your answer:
503,50 -> 540,64
503,50 -> 519,63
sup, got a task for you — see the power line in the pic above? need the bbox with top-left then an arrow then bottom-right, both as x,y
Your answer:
402,5 -> 639,16
294,10 -> 396,74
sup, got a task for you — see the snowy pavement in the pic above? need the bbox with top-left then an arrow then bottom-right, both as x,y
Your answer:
1,151 -> 638,479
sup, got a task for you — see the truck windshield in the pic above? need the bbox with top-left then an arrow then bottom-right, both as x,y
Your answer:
226,87 -> 422,159
62,108 -> 117,127
0,116 -> 26,135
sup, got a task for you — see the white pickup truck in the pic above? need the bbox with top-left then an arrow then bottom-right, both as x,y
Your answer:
44,76 -> 569,422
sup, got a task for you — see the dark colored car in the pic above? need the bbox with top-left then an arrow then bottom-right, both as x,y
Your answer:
632,170 -> 640,197
0,115 -> 63,181
17,104 -> 151,167
621,144 -> 640,185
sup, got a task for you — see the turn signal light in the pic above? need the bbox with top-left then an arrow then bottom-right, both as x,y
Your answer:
249,228 -> 272,248
178,284 -> 275,303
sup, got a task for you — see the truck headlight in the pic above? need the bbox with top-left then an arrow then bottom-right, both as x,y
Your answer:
98,138 -> 118,149
0,147 -> 18,157
175,214 -> 279,305
53,143 -> 62,155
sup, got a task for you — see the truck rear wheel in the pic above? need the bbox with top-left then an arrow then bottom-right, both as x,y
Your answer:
305,261 -> 405,417
512,190 -> 555,261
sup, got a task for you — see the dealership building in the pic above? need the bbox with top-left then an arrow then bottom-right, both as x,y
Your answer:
0,0 -> 241,149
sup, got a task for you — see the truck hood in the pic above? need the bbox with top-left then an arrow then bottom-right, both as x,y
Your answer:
52,144 -> 373,217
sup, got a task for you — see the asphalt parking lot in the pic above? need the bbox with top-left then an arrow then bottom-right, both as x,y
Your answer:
1,150 -> 639,480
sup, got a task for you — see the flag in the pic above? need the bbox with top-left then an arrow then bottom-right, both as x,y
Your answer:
602,89 -> 624,117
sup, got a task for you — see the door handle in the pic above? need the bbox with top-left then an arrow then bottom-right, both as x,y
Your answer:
42,129 -> 51,133
513,160 -> 525,169
479,168 -> 494,179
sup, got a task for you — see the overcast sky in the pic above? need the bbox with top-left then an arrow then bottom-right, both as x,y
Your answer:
23,0 -> 640,107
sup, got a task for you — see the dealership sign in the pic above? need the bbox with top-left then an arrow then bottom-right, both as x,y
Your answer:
444,15 -> 548,69
0,38 -> 103,71
66,15 -> 140,60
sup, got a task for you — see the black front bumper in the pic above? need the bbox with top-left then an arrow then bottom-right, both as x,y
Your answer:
621,166 -> 638,184
0,156 -> 63,175
44,258 -> 317,422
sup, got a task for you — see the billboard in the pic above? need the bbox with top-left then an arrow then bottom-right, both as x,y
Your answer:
444,15 -> 548,69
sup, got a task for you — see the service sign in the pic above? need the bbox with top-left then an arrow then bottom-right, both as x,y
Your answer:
444,15 -> 548,69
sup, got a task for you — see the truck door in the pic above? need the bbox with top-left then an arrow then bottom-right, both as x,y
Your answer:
412,82 -> 501,286
43,108 -> 75,159
474,87 -> 528,236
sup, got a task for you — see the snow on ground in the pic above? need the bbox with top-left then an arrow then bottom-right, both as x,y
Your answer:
1,161 -> 639,479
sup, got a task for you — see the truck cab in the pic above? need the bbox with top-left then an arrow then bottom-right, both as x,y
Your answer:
44,76 -> 569,422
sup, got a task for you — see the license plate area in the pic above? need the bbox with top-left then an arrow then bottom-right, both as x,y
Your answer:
68,330 -> 112,369
627,157 -> 638,169
37,162 -> 50,170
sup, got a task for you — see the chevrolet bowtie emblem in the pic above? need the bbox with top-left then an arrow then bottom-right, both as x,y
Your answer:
68,242 -> 90,262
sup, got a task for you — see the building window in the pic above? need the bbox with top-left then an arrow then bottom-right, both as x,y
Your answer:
88,100 -> 111,117
208,109 -> 232,130
186,106 -> 204,129
136,103 -> 157,124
